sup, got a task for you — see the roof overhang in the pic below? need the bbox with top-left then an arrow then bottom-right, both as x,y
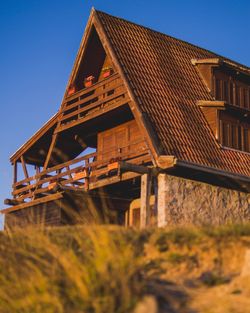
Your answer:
196,100 -> 226,109
10,112 -> 59,164
192,58 -> 250,77
157,155 -> 250,193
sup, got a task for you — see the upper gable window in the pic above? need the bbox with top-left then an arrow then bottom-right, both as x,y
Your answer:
220,112 -> 250,152
213,71 -> 250,110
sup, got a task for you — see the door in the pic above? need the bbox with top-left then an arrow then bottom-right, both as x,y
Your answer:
97,120 -> 142,163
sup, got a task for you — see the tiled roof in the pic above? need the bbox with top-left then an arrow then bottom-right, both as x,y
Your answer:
96,10 -> 250,177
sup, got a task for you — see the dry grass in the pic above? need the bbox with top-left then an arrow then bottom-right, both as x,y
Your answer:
0,226 -> 145,313
0,224 -> 250,312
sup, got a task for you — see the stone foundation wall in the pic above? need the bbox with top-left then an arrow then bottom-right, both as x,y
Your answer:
157,174 -> 250,226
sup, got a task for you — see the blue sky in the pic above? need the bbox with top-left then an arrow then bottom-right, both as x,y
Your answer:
0,0 -> 249,227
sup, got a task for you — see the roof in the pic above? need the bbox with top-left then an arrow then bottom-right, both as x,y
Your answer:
10,113 -> 59,164
94,10 -> 250,177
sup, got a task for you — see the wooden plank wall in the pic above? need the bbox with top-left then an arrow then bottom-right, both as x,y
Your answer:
5,189 -> 132,229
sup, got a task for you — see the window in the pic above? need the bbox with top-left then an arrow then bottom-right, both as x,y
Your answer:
215,79 -> 222,100
249,87 -> 250,109
221,121 -> 230,147
229,81 -> 234,105
231,124 -> 238,149
243,128 -> 250,152
235,84 -> 241,106
220,116 -> 250,153
214,74 -> 249,110
243,88 -> 249,109
223,81 -> 229,102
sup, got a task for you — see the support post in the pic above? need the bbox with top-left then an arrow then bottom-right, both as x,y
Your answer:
13,161 -> 18,199
13,162 -> 17,185
43,134 -> 57,170
140,173 -> 152,228
157,173 -> 167,227
20,156 -> 29,182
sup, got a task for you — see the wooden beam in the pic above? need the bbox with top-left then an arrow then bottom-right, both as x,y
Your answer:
4,199 -> 23,206
119,161 -> 150,175
140,173 -> 152,228
13,162 -> 17,185
89,171 -> 140,190
20,156 -> 29,181
43,134 -> 57,170
157,173 -> 167,227
56,98 -> 130,133
196,100 -> 226,108
1,192 -> 64,214
156,155 -> 176,169
191,58 -> 221,66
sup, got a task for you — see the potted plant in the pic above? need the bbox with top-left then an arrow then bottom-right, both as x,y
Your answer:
101,66 -> 113,78
84,75 -> 95,88
67,84 -> 76,96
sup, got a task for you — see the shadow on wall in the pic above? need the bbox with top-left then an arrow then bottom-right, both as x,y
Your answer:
4,187 -> 130,230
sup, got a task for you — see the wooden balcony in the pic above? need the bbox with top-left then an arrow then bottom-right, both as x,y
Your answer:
56,73 -> 130,133
11,139 -> 151,203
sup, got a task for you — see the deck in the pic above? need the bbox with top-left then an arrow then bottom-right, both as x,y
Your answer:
6,140 -> 151,211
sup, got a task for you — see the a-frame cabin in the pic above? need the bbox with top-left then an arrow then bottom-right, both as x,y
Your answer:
3,9 -> 250,229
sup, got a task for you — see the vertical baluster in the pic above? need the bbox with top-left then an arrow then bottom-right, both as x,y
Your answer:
85,158 -> 89,191
13,162 -> 17,198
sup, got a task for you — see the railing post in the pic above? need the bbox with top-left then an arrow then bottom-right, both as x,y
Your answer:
140,173 -> 152,228
85,158 -> 89,191
13,162 -> 17,198
13,162 -> 17,185
157,173 -> 167,227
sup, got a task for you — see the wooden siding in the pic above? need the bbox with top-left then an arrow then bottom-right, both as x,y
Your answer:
200,107 -> 218,138
195,64 -> 213,91
5,203 -> 62,229
97,120 -> 147,162
5,189 -> 131,229
213,69 -> 250,110
57,73 -> 129,133
219,111 -> 250,152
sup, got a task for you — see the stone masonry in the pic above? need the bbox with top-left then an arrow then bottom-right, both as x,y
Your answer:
157,174 -> 250,226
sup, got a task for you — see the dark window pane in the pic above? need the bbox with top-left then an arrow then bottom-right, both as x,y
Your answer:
231,124 -> 237,149
223,81 -> 228,102
243,129 -> 250,152
215,79 -> 221,100
235,85 -> 240,106
229,82 -> 234,104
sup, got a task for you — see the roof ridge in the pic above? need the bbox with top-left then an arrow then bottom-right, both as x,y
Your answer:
95,9 -> 249,71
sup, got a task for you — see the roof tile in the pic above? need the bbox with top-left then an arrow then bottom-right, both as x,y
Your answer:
97,10 -> 250,177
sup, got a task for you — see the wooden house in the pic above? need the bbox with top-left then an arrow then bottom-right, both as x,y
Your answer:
3,9 -> 250,229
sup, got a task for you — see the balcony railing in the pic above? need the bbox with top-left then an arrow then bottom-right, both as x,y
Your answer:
56,73 -> 129,133
12,139 -> 151,202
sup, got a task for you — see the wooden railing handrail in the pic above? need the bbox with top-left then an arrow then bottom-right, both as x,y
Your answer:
12,138 -> 150,199
63,73 -> 119,103
60,89 -> 126,122
13,151 -> 97,188
62,80 -> 123,113
12,149 -> 150,198
12,150 -> 148,197
13,137 -> 146,188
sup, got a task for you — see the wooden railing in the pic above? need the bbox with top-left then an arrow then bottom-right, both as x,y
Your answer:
12,139 -> 151,202
56,73 -> 129,133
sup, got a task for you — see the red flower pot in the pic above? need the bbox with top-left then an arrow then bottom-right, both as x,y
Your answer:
84,75 -> 95,88
103,70 -> 112,78
84,81 -> 93,88
67,85 -> 76,96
